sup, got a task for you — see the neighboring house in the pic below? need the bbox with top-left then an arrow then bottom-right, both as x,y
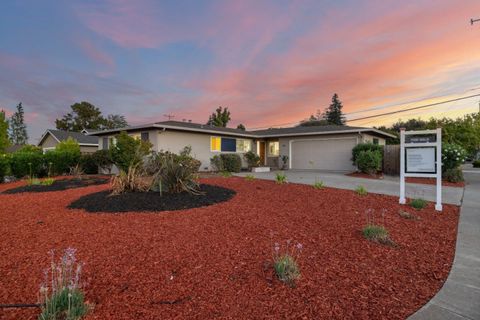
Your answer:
5,145 -> 23,153
37,129 -> 98,154
89,120 -> 395,172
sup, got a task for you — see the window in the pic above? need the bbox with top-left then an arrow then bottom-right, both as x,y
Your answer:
373,138 -> 379,145
211,136 -> 221,152
268,141 -> 279,156
221,138 -> 236,152
141,132 -> 149,142
102,137 -> 109,150
236,139 -> 251,153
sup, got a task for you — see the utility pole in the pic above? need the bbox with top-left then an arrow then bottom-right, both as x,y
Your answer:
163,114 -> 175,121
471,18 -> 480,25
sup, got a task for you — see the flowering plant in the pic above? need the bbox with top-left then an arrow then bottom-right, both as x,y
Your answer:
272,239 -> 302,286
442,143 -> 466,171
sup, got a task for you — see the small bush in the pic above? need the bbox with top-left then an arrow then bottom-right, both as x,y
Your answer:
91,150 -> 113,174
41,177 -> 55,186
109,131 -> 152,172
444,167 -> 464,183
355,185 -> 368,196
39,248 -> 88,320
28,177 -> 41,186
473,160 -> 480,168
220,154 -> 242,173
220,171 -> 232,177
398,210 -> 420,220
352,143 -> 383,165
313,178 -> 324,189
111,164 -> 152,195
272,241 -> 302,287
80,154 -> 98,175
0,154 -> 10,182
355,150 -> 382,175
244,151 -> 260,168
210,155 -> 223,172
245,174 -> 255,181
362,225 -> 389,243
275,172 -> 287,184
442,143 -> 466,171
410,198 -> 427,210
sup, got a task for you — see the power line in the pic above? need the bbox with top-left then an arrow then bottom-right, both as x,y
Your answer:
347,93 -> 480,123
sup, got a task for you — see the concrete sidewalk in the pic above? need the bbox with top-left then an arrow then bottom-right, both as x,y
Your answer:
408,170 -> 480,320
235,170 -> 464,205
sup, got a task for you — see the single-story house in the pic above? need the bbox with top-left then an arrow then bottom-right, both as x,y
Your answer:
88,120 -> 395,172
37,129 -> 98,154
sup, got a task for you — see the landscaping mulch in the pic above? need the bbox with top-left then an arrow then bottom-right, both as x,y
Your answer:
2,176 -> 109,194
0,177 -> 459,320
406,177 -> 465,188
68,184 -> 236,213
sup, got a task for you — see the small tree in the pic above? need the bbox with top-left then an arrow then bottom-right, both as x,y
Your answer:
207,107 -> 231,127
9,103 -> 29,145
0,110 -> 9,153
109,132 -> 152,172
323,94 -> 346,125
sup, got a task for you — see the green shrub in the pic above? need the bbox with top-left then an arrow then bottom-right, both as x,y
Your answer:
410,198 -> 427,210
355,150 -> 382,175
210,155 -> 223,172
245,174 -> 255,181
220,171 -> 232,177
352,143 -> 383,165
56,137 -> 81,154
10,151 -> 45,178
313,180 -> 324,189
91,150 -> 113,174
80,154 -> 98,174
41,177 -> 55,186
177,146 -> 201,172
275,172 -> 287,184
362,224 -> 390,244
44,150 -> 81,176
444,167 -> 464,183
109,131 -> 152,172
473,160 -> 480,168
0,154 -> 10,182
243,151 -> 260,168
355,185 -> 368,196
272,241 -> 302,287
442,143 -> 466,171
17,144 -> 43,154
220,154 -> 242,172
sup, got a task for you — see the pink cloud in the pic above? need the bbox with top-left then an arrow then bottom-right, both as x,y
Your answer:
78,38 -> 115,71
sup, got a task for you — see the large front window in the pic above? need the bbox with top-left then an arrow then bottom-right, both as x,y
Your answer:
268,141 -> 279,156
211,136 -> 252,152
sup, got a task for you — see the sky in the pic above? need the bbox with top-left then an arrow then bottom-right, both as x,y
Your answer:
1,0 -> 480,143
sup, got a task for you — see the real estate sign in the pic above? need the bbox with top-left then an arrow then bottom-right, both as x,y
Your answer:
399,128 -> 442,211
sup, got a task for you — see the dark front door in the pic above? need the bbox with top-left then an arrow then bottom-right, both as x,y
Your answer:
259,141 -> 266,165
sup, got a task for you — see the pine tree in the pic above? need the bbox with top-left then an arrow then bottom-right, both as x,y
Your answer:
0,110 -> 10,153
323,94 -> 346,125
9,102 -> 29,145
206,106 -> 231,127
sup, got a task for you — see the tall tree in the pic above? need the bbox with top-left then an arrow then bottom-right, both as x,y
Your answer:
55,101 -> 128,131
324,94 -> 346,125
236,123 -> 246,131
103,114 -> 128,129
207,106 -> 231,127
0,110 -> 10,153
9,103 -> 28,145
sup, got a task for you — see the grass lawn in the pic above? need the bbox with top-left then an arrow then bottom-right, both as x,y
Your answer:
0,177 -> 459,319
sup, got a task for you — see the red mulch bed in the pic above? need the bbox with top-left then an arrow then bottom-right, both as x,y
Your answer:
405,177 -> 465,188
0,177 -> 459,320
346,172 -> 384,180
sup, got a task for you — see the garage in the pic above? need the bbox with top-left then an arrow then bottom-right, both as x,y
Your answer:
290,137 -> 357,171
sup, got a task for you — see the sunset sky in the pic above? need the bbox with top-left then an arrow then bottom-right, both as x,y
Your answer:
1,0 -> 480,142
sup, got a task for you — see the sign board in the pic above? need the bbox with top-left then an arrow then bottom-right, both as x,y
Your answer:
405,147 -> 436,173
399,128 -> 442,211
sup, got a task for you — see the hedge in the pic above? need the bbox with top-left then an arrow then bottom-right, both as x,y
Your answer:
10,151 -> 46,178
44,150 -> 81,175
355,150 -> 382,175
352,143 -> 383,165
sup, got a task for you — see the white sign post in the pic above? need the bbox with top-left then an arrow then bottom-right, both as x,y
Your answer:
399,128 -> 442,211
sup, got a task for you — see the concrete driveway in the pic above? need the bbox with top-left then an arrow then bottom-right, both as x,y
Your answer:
235,170 -> 464,206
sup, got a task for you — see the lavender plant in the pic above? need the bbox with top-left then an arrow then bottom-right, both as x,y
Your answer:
362,209 -> 394,246
272,240 -> 302,286
38,248 -> 88,320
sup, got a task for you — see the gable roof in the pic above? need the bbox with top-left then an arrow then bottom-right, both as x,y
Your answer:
87,120 -> 396,139
38,129 -> 98,146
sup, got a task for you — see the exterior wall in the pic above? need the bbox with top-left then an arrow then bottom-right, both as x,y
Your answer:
40,134 -> 58,150
361,133 -> 386,145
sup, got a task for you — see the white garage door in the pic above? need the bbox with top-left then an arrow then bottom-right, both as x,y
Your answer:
291,138 -> 357,171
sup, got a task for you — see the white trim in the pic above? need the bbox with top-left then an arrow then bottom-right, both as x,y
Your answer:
258,128 -> 396,139
289,136 -> 358,170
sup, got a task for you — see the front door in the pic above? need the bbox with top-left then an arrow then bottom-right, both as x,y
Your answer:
259,141 -> 266,165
